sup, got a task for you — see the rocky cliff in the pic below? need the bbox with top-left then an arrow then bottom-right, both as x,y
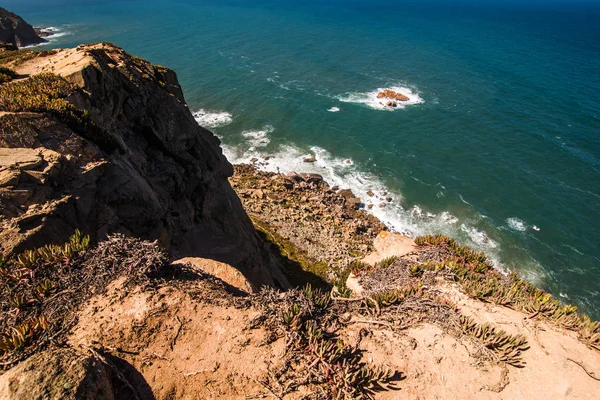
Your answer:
0,43 -> 287,289
0,8 -> 47,48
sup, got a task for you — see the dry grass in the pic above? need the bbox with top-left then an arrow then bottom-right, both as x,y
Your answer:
0,233 -> 168,369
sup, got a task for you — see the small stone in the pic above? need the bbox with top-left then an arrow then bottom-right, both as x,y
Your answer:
367,204 -> 373,210
303,156 -> 316,163
378,203 -> 387,208
367,190 -> 374,197
386,196 -> 393,202
331,185 -> 339,191
250,157 -> 258,163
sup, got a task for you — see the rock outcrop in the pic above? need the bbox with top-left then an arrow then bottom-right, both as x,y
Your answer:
0,43 -> 287,290
0,8 -> 47,48
377,89 -> 409,102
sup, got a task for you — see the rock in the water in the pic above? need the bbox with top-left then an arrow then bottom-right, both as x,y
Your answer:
303,156 -> 316,163
0,8 -> 48,48
376,89 -> 409,102
301,173 -> 324,185
367,189 -> 374,197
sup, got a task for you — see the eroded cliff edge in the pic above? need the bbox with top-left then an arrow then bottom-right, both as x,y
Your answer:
0,43 -> 287,289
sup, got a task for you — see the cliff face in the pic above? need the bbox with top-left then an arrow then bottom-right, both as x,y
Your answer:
0,8 -> 47,48
0,43 -> 287,289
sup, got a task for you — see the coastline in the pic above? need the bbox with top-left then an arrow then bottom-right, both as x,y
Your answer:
0,42 -> 598,399
228,162 -> 600,398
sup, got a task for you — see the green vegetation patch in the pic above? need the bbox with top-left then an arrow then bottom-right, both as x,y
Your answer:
251,286 -> 401,398
0,66 -> 16,84
0,47 -> 58,67
251,216 -> 330,288
0,73 -> 117,149
415,233 -> 600,352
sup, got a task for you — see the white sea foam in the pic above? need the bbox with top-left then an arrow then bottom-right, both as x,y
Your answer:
37,26 -> 73,43
336,86 -> 423,111
221,136 -> 504,264
461,224 -> 498,249
506,217 -> 528,232
328,107 -> 341,112
193,109 -> 233,129
241,125 -> 274,148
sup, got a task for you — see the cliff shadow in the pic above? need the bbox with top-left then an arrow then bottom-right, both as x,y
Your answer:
104,353 -> 156,400
254,227 -> 330,290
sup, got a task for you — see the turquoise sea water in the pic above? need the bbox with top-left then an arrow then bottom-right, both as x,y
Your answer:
6,0 -> 600,317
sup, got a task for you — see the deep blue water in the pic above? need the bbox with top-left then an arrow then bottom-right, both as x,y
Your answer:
6,0 -> 600,317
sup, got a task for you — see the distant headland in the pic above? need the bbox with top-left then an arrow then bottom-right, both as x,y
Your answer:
0,8 -> 47,48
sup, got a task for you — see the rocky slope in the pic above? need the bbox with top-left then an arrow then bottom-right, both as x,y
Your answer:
0,43 -> 287,289
0,8 -> 47,48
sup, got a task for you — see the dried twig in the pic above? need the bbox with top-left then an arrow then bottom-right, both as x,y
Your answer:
566,358 -> 600,381
170,316 -> 183,350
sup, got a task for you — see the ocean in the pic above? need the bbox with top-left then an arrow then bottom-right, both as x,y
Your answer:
6,0 -> 600,318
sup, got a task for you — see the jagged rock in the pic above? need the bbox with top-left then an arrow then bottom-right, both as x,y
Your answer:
0,8 -> 48,48
376,89 -> 409,102
0,43 -> 288,290
301,173 -> 324,185
338,189 -> 361,210
286,171 -> 304,182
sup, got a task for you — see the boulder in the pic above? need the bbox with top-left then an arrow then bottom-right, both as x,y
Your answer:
338,189 -> 361,210
172,257 -> 253,293
0,348 -> 114,400
362,231 -> 417,265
